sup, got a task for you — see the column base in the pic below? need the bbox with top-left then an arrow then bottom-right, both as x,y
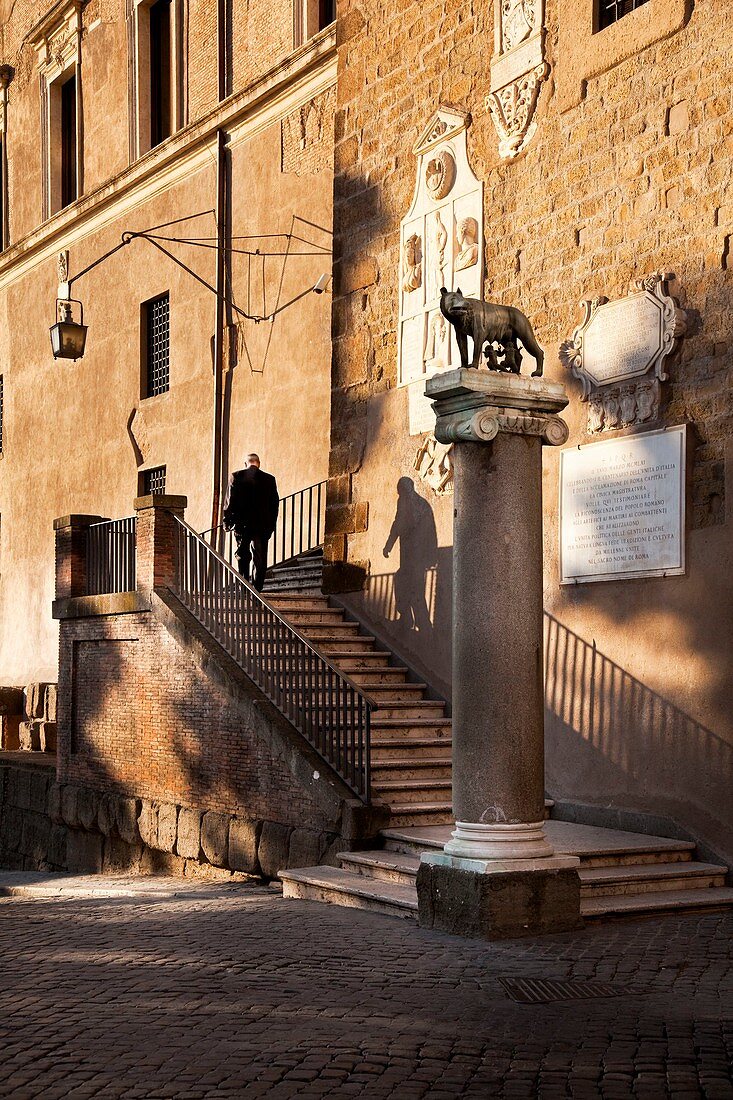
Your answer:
417,852 -> 582,940
444,819 -> 555,860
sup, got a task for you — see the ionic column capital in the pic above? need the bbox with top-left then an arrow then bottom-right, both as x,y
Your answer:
427,367 -> 570,448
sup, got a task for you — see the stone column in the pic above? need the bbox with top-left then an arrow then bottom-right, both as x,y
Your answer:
416,369 -> 581,939
134,494 -> 188,596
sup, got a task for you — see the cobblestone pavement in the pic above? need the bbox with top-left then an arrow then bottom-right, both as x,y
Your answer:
0,878 -> 731,1099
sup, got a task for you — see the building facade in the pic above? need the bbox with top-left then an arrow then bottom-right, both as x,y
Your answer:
324,0 -> 732,862
1,0 -> 731,869
0,0 -> 337,683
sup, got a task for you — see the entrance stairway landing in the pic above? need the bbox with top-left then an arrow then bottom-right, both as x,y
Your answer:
280,820 -> 733,921
265,553 -> 733,922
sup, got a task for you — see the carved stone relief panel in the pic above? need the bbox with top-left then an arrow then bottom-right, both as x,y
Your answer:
486,0 -> 548,159
559,272 -> 686,434
414,435 -> 454,496
398,106 -> 484,436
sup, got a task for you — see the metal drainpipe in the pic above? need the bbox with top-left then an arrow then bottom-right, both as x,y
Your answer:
210,127 -> 227,536
210,0 -> 228,535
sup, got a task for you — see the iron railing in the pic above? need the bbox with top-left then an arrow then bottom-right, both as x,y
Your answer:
172,516 -> 372,800
203,479 -> 327,570
86,516 -> 137,596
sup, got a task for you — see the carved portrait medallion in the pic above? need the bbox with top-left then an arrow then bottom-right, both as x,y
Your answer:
425,151 -> 456,201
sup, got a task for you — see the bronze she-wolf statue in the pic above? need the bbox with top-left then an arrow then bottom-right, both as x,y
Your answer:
439,287 -> 544,377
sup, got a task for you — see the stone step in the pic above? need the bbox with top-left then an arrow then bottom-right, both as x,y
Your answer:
374,779 -> 453,804
582,887 -> 733,919
387,802 -> 454,827
280,865 -> 733,925
371,737 -> 453,761
278,609 -> 346,624
309,635 -> 379,653
322,649 -> 394,666
580,861 -> 728,897
339,850 -> 421,888
279,866 -> 418,919
357,684 -> 430,703
281,681 -> 428,701
367,701 -> 447,720
265,578 -> 323,593
380,821 -> 697,867
297,622 -> 362,638
267,597 -> 331,611
370,718 -> 452,738
265,573 -> 324,590
371,758 -> 452,782
337,665 -> 411,685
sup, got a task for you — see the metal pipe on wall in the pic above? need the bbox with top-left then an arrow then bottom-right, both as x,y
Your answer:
210,127 -> 227,535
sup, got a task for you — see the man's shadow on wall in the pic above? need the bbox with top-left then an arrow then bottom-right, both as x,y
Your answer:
382,477 -> 438,634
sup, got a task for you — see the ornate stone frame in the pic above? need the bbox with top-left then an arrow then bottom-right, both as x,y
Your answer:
486,0 -> 548,159
397,107 -> 484,442
560,272 -> 687,399
30,0 -> 84,220
128,0 -> 186,160
559,272 -> 687,435
557,0 -> 693,112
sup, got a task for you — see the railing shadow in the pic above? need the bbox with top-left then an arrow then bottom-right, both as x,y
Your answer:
544,613 -> 733,862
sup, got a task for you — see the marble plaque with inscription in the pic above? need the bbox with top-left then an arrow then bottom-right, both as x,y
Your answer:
560,426 -> 686,584
582,294 -> 663,386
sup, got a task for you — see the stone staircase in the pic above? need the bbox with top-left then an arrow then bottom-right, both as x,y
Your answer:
266,556 -> 452,827
265,553 -> 733,923
280,821 -> 733,922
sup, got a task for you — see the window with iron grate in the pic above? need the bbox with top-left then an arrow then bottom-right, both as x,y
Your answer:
142,291 -> 170,397
141,465 -> 166,496
598,0 -> 650,30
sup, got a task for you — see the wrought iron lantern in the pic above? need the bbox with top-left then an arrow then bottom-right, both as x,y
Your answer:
50,298 -> 87,360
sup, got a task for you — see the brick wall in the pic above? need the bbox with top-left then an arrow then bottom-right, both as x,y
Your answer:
58,607 -> 335,828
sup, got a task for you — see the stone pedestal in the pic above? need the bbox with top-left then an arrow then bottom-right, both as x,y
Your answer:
416,369 -> 582,939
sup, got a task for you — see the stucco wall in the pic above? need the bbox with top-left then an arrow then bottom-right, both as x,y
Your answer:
326,0 -> 733,859
0,3 -> 336,682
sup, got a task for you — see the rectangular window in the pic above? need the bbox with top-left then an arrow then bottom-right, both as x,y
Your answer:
598,0 -> 650,30
149,0 -> 171,147
141,465 -> 166,495
142,292 -> 170,397
0,374 -> 3,454
60,73 -> 77,207
318,0 -> 335,29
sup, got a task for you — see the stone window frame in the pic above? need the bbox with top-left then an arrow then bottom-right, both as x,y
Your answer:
293,0 -> 335,50
29,0 -> 84,221
128,0 -> 186,161
557,0 -> 692,112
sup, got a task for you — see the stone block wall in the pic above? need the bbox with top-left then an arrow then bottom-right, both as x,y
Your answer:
0,759 -> 344,878
0,684 -> 56,753
324,1 -> 733,860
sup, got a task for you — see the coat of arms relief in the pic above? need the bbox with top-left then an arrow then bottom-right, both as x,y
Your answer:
486,0 -> 548,159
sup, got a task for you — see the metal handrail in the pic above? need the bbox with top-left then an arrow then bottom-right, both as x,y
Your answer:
171,515 -> 373,800
86,516 -> 137,596
202,479 -> 327,570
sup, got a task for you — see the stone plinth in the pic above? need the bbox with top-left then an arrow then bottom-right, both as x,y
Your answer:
417,368 -> 581,939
